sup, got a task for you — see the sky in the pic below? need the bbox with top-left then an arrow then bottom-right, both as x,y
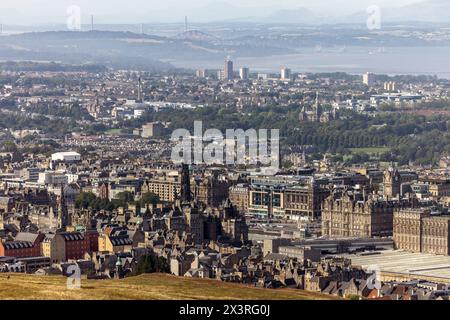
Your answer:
0,0 -> 428,25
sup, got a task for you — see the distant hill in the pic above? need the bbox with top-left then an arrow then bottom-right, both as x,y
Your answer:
12,30 -> 166,41
0,273 -> 338,300
0,30 -> 294,70
0,31 -> 174,71
346,0 -> 450,23
384,0 -> 450,23
0,61 -> 107,72
173,30 -> 220,43
262,8 -> 321,24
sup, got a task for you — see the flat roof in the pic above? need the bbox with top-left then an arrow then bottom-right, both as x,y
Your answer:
52,151 -> 80,156
338,250 -> 450,280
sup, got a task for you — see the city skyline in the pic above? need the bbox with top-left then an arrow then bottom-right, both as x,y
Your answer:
0,0 -> 448,309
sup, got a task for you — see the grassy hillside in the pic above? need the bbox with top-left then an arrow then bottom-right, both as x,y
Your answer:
0,273 -> 338,300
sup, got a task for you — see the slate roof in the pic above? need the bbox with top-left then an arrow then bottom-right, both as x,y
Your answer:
110,236 -> 133,246
4,241 -> 34,250
60,232 -> 85,242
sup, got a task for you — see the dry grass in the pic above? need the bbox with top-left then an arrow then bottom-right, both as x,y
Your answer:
0,273 -> 339,300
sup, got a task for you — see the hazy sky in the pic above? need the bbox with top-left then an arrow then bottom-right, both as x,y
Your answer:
0,0 -> 427,24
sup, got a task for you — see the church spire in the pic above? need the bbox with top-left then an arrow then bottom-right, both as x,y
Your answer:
58,184 -> 69,230
315,91 -> 322,121
180,164 -> 192,204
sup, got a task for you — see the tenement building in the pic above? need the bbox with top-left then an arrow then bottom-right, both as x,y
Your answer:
283,179 -> 330,220
418,176 -> 450,205
143,168 -> 229,206
229,183 -> 249,214
382,167 -> 418,199
321,188 -> 413,238
393,208 -> 429,253
393,208 -> 450,255
143,171 -> 181,203
192,172 -> 229,207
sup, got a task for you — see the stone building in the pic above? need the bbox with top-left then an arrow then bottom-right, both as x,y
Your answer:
143,173 -> 181,203
192,173 -> 229,207
321,188 -> 413,238
283,179 -> 330,220
383,168 -> 401,199
394,208 -> 450,255
143,167 -> 229,206
299,92 -> 338,123
146,166 -> 218,244
422,215 -> 450,255
382,167 -> 418,199
98,226 -> 134,254
229,183 -> 249,214
182,205 -> 204,243
218,199 -> 248,243
393,208 -> 429,253
418,176 -> 450,205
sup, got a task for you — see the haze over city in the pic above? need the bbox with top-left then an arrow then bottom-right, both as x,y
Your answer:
0,0 -> 440,24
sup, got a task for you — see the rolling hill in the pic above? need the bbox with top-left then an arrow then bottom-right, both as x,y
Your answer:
0,273 -> 339,300
0,30 -> 292,71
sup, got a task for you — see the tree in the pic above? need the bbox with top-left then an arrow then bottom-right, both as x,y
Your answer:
139,192 -> 159,208
75,192 -> 116,211
113,191 -> 135,208
75,192 -> 97,209
133,253 -> 169,276
2,141 -> 17,152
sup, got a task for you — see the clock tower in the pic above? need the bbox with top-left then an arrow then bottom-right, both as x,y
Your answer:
383,167 -> 401,199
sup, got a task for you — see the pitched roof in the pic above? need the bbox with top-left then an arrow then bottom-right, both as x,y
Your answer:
15,232 -> 40,243
110,236 -> 133,246
263,253 -> 289,261
59,232 -> 85,242
4,241 -> 34,250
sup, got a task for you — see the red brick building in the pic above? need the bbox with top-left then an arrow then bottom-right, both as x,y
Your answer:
51,231 -> 98,262
0,233 -> 44,258
52,232 -> 94,262
86,230 -> 99,253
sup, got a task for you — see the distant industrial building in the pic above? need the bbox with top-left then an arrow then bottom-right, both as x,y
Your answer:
51,152 -> 81,163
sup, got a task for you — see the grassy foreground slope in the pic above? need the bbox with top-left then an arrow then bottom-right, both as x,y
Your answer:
0,273 -> 338,300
